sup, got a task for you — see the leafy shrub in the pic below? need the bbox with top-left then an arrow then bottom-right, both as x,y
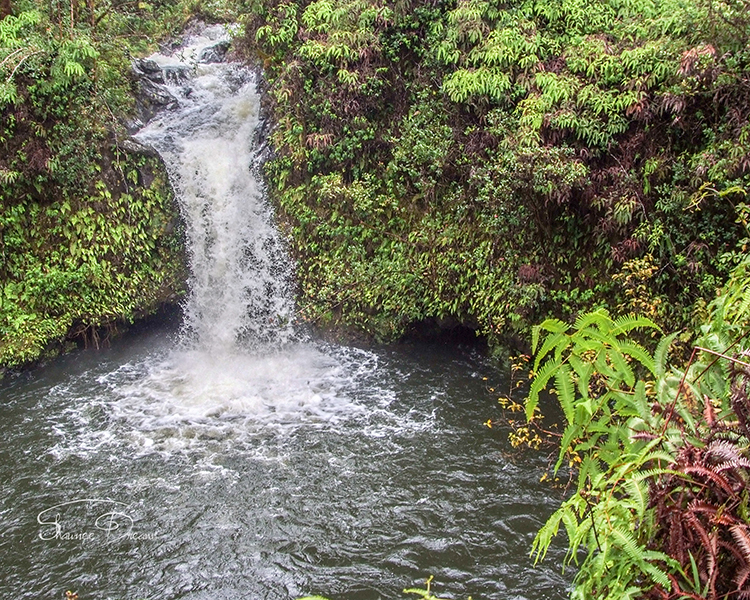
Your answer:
0,1 -> 196,368
527,257 -> 750,599
242,0 -> 750,344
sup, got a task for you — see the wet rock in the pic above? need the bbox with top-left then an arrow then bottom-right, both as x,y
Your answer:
162,65 -> 192,85
132,77 -> 177,129
133,58 -> 165,83
198,40 -> 231,63
119,138 -> 158,157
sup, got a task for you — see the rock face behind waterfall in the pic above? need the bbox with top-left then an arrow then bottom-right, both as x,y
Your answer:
133,24 -> 297,352
130,26 -> 233,130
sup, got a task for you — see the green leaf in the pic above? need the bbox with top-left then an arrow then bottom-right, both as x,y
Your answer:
608,346 -> 635,387
623,478 -> 648,519
555,363 -> 576,423
619,340 -> 656,376
526,359 -> 560,420
534,330 -> 568,370
532,317 -> 568,353
572,308 -> 611,332
611,314 -> 660,336
654,332 -> 678,378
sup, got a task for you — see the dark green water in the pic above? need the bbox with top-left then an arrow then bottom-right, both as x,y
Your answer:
0,321 -> 569,600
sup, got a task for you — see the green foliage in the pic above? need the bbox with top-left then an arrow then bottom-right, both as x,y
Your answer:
243,0 -> 750,345
527,260 -> 750,599
0,1 -> 201,368
527,310 -> 675,597
0,152 -> 185,366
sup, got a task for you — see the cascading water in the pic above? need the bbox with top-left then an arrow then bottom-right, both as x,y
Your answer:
135,25 -> 296,351
0,25 -> 571,600
120,26 -> 355,431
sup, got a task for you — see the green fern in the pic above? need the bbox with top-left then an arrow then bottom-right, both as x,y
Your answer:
526,308 -> 690,597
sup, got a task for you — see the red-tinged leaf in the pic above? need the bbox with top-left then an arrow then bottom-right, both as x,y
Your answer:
732,524 -> 750,562
683,465 -> 737,498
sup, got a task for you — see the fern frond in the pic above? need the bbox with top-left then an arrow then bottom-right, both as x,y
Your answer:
637,449 -> 675,467
654,332 -> 678,379
608,347 -> 636,387
715,458 -> 750,473
619,340 -> 656,375
555,363 -> 576,422
631,380 -> 651,421
573,307 -> 612,332
731,525 -> 750,562
632,467 -> 678,481
534,330 -> 568,370
734,564 -> 750,589
705,439 -> 744,463
526,359 -> 560,420
623,478 -> 648,519
569,355 -> 593,399
610,526 -> 646,564
532,505 -> 567,563
682,466 -> 736,496
640,560 -> 671,588
532,318 -> 568,352
579,454 -> 604,489
611,314 -> 660,336
685,511 -> 715,559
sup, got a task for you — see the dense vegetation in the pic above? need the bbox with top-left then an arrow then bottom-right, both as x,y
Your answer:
3,0 -> 749,360
242,0 -> 750,345
4,0 -> 750,595
518,256 -> 750,599
0,0 -> 205,368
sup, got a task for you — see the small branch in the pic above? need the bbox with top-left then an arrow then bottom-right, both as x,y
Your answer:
664,332 -> 750,430
5,50 -> 43,83
581,490 -> 602,552
0,48 -> 27,70
691,333 -> 750,382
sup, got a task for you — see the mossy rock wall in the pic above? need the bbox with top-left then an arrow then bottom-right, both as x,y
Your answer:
242,0 -> 750,346
0,144 -> 186,368
0,6 -> 198,370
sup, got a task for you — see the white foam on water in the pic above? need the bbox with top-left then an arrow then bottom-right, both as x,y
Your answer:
111,344 -> 364,428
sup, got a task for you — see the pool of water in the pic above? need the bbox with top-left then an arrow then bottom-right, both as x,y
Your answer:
0,320 -> 569,600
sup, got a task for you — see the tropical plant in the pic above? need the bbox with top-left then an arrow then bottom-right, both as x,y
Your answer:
0,0 -> 201,369
242,0 -> 750,347
527,258 -> 750,599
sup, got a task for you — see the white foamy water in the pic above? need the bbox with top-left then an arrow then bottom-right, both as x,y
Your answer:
122,25 -> 380,444
136,25 -> 295,351
97,344 -> 388,452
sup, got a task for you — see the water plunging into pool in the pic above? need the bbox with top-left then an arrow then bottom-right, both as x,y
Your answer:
0,25 -> 569,600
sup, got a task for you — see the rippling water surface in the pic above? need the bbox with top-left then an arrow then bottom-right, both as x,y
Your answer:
0,322 -> 568,599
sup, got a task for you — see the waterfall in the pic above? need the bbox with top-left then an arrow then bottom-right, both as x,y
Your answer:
134,25 -> 296,351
